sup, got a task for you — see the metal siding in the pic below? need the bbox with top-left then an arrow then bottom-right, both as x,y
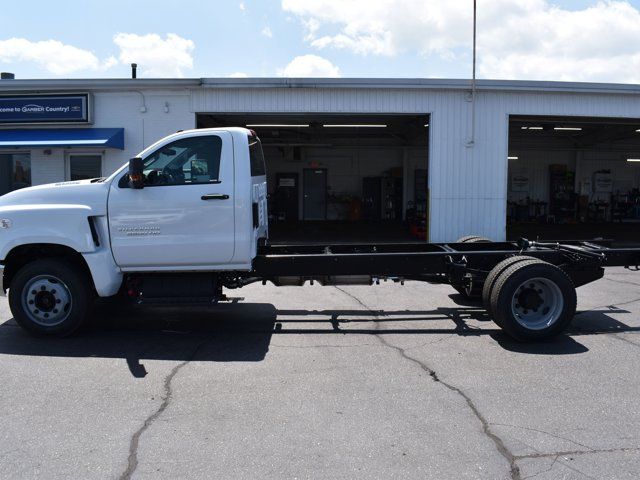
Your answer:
191,86 -> 640,242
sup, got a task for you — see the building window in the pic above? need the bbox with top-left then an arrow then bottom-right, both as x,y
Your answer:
0,153 -> 31,196
68,154 -> 102,181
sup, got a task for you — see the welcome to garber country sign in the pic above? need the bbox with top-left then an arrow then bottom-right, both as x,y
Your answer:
0,94 -> 90,124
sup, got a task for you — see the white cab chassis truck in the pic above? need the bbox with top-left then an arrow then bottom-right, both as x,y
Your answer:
1,128 -> 638,341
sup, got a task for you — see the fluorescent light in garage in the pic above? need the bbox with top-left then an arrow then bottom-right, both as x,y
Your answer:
627,158 -> 640,162
554,127 -> 582,131
521,126 -> 543,130
508,156 -> 519,160
323,124 -> 387,128
246,124 -> 309,128
636,129 -> 640,132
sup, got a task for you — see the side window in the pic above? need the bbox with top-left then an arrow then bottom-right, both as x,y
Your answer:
249,137 -> 266,177
140,135 -> 222,187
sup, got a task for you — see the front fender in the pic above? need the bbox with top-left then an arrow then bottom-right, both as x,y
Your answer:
0,204 -> 97,260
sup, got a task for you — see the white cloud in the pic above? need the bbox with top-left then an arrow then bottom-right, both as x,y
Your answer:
113,33 -> 195,77
228,72 -> 249,77
0,38 -> 103,75
282,0 -> 469,56
478,1 -> 640,83
282,0 -> 640,82
261,26 -> 273,38
279,54 -> 340,77
239,2 -> 246,10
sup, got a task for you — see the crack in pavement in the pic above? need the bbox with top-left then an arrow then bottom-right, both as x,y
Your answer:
521,454 -> 559,480
515,446 -> 640,460
270,342 -> 380,349
609,334 -> 640,348
604,277 -> 640,288
333,286 -> 521,480
490,423 -> 595,452
118,339 -> 208,480
576,296 -> 640,313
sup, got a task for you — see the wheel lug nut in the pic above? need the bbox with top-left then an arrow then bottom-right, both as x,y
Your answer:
44,313 -> 49,318
51,289 -> 56,294
41,286 -> 46,291
28,300 -> 34,305
31,290 -> 37,295
53,309 -> 58,314
34,309 -> 39,314
56,299 -> 61,304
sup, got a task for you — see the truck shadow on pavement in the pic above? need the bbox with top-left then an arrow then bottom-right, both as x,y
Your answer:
0,300 -> 636,377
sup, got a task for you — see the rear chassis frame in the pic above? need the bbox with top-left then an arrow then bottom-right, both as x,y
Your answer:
245,239 -> 640,289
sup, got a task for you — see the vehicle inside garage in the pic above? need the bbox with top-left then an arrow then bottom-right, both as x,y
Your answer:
507,115 -> 640,244
197,114 -> 429,243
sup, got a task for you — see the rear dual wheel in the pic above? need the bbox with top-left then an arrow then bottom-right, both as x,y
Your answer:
452,235 -> 492,297
486,258 -> 577,341
455,235 -> 492,244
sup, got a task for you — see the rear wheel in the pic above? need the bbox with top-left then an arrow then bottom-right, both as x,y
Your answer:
456,235 -> 492,243
8,259 -> 93,336
451,235 -> 492,297
482,256 -> 540,322
490,260 -> 576,341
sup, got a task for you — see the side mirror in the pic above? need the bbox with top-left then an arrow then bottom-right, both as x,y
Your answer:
128,157 -> 144,189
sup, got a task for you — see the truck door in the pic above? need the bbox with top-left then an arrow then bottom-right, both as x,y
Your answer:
108,132 -> 235,268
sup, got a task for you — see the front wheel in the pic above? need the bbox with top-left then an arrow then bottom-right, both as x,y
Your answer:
8,259 -> 93,336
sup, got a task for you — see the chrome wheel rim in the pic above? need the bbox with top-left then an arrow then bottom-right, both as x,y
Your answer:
511,277 -> 564,330
21,275 -> 72,327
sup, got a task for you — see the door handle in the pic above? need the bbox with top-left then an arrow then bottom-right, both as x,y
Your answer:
201,193 -> 230,200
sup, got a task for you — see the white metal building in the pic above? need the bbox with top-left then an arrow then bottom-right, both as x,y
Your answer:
1,77 -> 639,243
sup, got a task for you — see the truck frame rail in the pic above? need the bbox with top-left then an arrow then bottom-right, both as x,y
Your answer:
253,239 -> 640,279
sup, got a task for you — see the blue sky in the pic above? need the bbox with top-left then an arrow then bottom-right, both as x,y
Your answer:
1,0 -> 640,82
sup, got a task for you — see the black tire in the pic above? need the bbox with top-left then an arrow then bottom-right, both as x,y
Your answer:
482,256 -> 540,319
451,236 -> 492,297
8,259 -> 94,336
490,260 -> 576,342
456,235 -> 492,243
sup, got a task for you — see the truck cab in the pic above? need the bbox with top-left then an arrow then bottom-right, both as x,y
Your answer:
108,128 -> 268,271
0,128 -> 267,335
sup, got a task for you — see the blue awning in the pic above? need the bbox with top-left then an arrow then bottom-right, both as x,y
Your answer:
0,128 -> 125,149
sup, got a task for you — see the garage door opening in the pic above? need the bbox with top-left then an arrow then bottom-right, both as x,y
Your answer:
507,115 -> 640,244
197,114 -> 429,243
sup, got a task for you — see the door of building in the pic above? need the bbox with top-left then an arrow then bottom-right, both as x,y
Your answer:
275,172 -> 299,221
362,177 -> 382,221
303,168 -> 327,220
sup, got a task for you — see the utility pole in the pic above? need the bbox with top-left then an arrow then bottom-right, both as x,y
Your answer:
467,0 -> 477,147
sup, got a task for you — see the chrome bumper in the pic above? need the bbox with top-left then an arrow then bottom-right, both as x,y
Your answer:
0,264 -> 5,296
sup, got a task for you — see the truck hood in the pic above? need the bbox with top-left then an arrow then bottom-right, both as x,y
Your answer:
0,179 -> 110,215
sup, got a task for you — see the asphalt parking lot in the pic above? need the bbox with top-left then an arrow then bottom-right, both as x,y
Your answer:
0,267 -> 639,479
